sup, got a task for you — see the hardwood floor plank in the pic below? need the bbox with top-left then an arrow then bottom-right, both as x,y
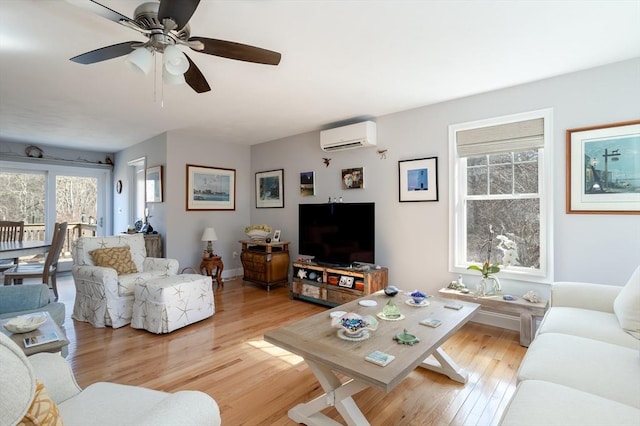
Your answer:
44,273 -> 526,425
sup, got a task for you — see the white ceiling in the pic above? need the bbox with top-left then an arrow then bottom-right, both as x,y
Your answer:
1,0 -> 639,153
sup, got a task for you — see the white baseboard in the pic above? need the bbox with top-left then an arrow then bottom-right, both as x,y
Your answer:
471,309 -> 520,331
222,267 -> 244,281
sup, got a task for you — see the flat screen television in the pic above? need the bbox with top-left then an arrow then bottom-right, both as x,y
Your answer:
298,202 -> 375,267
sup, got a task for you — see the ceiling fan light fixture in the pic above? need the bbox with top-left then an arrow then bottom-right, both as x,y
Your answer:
163,68 -> 186,85
125,47 -> 153,75
163,45 -> 189,75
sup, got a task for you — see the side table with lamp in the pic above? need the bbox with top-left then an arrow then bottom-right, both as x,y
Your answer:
200,227 -> 224,288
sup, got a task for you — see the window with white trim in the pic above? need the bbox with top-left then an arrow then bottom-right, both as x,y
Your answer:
449,109 -> 553,281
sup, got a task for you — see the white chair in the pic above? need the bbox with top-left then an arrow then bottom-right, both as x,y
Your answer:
0,332 -> 221,426
71,234 -> 179,328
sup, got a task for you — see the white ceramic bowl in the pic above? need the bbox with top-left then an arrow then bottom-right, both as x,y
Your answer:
3,313 -> 47,333
246,229 -> 270,241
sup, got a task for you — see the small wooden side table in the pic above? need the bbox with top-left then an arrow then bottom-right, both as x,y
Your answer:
200,256 -> 224,288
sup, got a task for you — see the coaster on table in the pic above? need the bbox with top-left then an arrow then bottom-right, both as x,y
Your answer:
329,310 -> 347,318
359,300 -> 378,307
365,350 -> 395,367
420,318 -> 442,328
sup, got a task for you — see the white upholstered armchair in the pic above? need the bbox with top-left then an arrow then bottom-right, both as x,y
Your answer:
71,234 -> 179,328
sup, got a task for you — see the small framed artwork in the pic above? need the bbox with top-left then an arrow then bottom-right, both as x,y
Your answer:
566,120 -> 640,214
273,229 -> 281,242
341,167 -> 364,189
145,166 -> 163,203
186,164 -> 236,211
256,169 -> 284,208
300,171 -> 315,196
398,157 -> 439,202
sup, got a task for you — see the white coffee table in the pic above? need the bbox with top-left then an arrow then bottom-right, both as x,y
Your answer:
264,291 -> 480,425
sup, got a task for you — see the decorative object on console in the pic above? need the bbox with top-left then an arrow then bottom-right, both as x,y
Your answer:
3,313 -> 47,334
244,224 -> 272,241
467,225 -> 517,297
272,229 -> 281,242
398,156 -> 439,202
522,290 -> 541,303
201,227 -> 218,257
256,169 -> 284,208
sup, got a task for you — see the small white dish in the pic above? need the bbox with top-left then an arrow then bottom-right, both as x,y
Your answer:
358,300 -> 378,307
3,313 -> 47,333
329,310 -> 347,319
405,299 -> 430,307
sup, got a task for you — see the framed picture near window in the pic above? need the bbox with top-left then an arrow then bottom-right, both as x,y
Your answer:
398,157 -> 439,202
256,169 -> 284,208
145,166 -> 163,203
566,120 -> 640,214
186,164 -> 236,211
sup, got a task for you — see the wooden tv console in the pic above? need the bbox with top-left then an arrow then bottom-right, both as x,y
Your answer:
291,261 -> 388,307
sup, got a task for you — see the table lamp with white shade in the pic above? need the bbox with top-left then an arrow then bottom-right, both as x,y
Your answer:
201,227 -> 218,257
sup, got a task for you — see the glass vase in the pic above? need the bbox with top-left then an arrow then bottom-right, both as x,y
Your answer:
475,275 -> 501,297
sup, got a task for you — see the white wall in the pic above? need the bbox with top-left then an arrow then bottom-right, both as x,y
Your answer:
164,130 -> 251,275
249,58 -> 640,297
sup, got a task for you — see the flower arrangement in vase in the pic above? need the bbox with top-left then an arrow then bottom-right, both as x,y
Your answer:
467,225 -> 519,297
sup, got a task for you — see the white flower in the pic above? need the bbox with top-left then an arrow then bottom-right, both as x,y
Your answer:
497,234 -> 520,267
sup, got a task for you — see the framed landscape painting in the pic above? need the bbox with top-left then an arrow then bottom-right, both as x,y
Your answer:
186,164 -> 236,211
398,157 -> 439,202
256,169 -> 284,208
566,120 -> 640,214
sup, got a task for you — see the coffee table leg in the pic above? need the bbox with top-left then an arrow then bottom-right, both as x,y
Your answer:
289,359 -> 371,426
420,347 -> 468,383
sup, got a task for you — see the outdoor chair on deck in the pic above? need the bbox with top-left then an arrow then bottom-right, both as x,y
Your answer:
0,220 -> 24,272
3,222 -> 68,300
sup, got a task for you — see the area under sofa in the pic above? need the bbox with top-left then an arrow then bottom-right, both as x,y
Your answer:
500,266 -> 640,425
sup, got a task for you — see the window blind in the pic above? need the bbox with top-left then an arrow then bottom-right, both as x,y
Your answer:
456,118 -> 544,157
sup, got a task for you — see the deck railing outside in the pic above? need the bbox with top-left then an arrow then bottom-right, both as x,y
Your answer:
23,223 -> 96,261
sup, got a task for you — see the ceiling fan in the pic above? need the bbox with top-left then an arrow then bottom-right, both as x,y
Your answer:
69,0 -> 282,93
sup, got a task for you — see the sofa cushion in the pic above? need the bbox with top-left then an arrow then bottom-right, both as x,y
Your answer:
19,380 -> 64,426
117,271 -> 172,297
90,246 -> 138,275
0,333 -> 36,425
58,382 -> 167,426
613,265 -> 640,339
537,306 -> 639,350
517,333 -> 640,408
500,379 -> 640,426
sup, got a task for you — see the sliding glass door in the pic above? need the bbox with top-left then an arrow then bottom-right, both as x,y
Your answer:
0,161 -> 111,268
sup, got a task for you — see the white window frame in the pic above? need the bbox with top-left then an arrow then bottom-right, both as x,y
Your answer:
448,108 -> 554,283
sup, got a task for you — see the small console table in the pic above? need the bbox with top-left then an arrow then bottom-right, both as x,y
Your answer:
239,240 -> 290,291
438,288 -> 548,347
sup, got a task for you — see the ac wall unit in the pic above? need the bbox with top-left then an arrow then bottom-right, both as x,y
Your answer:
320,121 -> 377,152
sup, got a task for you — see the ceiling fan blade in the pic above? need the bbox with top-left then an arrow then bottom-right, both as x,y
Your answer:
67,0 -> 135,26
184,54 -> 211,93
70,42 -> 138,64
158,0 -> 201,31
189,37 -> 281,65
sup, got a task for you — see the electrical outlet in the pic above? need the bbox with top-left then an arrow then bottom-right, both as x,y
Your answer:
233,251 -> 238,258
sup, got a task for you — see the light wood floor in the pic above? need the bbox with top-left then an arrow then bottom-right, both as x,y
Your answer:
50,273 -> 526,426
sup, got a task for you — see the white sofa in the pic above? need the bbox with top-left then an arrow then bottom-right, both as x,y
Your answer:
71,234 -> 179,328
500,266 -> 640,425
0,333 -> 221,426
